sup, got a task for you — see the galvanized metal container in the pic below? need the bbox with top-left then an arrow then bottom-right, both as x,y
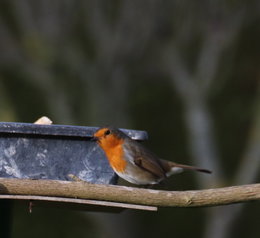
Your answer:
0,123 -> 148,184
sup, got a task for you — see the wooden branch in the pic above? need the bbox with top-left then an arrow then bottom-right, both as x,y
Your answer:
0,178 -> 259,208
0,194 -> 157,212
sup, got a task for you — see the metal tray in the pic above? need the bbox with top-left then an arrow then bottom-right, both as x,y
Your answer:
0,123 -> 148,184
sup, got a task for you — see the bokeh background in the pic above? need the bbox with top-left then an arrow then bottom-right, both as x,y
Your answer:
0,0 -> 260,238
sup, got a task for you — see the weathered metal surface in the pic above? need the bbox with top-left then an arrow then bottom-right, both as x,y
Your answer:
0,123 -> 148,184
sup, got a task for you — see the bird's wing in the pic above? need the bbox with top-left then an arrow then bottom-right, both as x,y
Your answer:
123,139 -> 167,179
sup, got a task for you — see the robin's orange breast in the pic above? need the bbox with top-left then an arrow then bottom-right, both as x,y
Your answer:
98,135 -> 127,173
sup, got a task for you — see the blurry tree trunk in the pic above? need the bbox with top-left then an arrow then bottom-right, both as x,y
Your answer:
164,46 -> 222,187
163,2 -> 260,238
204,84 -> 260,238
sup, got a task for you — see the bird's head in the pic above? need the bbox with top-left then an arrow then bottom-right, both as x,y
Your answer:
93,127 -> 126,150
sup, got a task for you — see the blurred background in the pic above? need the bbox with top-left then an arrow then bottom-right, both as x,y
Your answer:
0,0 -> 259,237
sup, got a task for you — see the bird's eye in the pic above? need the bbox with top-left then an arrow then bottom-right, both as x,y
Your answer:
104,129 -> 111,136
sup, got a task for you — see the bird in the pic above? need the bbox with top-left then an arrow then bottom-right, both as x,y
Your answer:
93,127 -> 211,185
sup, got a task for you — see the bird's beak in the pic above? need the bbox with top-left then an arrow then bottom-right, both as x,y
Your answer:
91,136 -> 99,142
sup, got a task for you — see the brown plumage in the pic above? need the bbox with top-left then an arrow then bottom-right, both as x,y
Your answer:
93,127 -> 211,185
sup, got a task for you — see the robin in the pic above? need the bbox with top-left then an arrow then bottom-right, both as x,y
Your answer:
93,127 -> 211,185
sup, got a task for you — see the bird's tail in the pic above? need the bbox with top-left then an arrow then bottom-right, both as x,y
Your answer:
171,162 -> 212,174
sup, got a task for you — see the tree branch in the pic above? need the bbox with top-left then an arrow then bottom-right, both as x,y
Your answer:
0,194 -> 157,212
0,178 -> 259,208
